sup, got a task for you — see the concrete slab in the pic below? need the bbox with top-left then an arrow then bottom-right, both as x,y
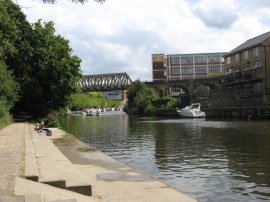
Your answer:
28,124 -> 91,195
14,177 -> 93,202
24,124 -> 38,182
24,194 -> 43,202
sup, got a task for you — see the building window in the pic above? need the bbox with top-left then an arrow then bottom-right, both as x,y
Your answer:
208,65 -> 223,72
252,61 -> 262,70
235,54 -> 239,62
195,75 -> 208,79
243,63 -> 251,71
171,57 -> 180,64
243,50 -> 249,59
164,70 -> 167,76
181,56 -> 193,64
195,66 -> 207,73
194,56 -> 207,64
181,66 -> 193,74
171,86 -> 183,93
208,55 -> 220,63
255,82 -> 261,93
226,57 -> 231,64
226,68 -> 233,75
181,76 -> 190,80
253,47 -> 259,56
171,76 -> 181,80
221,57 -> 225,62
171,67 -> 180,74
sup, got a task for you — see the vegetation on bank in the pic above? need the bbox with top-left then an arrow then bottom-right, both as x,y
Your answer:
68,92 -> 122,111
0,0 -> 82,127
125,80 -> 178,116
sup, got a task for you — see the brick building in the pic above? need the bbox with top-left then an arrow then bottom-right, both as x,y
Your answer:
222,31 -> 270,105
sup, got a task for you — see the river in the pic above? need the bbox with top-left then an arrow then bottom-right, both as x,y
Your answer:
59,111 -> 270,202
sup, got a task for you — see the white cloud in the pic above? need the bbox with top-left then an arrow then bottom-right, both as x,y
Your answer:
192,0 -> 238,29
17,0 -> 270,81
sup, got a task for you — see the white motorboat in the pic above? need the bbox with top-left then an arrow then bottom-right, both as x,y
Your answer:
176,103 -> 206,118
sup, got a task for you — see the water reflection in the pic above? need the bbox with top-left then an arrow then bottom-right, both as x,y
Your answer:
59,113 -> 270,202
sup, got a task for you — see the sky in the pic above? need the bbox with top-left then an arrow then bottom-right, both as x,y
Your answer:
16,0 -> 270,81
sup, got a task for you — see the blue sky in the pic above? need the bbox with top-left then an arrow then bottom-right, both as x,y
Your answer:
17,0 -> 270,81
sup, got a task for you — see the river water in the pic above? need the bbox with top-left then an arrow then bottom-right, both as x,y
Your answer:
59,112 -> 270,202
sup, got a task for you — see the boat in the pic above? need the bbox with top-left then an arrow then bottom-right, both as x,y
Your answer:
176,103 -> 206,118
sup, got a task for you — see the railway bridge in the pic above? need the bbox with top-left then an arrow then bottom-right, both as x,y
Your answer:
77,72 -> 132,92
145,77 -> 222,97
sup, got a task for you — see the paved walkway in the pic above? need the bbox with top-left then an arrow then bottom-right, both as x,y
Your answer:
0,123 -> 199,202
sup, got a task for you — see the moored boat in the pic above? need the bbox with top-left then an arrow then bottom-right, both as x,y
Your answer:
176,103 -> 206,118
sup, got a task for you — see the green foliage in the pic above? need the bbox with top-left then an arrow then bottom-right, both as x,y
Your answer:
45,112 -> 60,127
1,0 -> 82,117
127,80 -> 158,115
126,81 -> 177,115
68,92 -> 122,110
144,105 -> 156,116
0,101 -> 13,129
0,62 -> 20,108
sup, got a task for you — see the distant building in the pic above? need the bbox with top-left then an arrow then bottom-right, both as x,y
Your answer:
152,52 -> 227,96
223,31 -> 270,104
152,54 -> 167,82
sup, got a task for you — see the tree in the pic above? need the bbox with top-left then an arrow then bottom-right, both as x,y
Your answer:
1,0 -> 82,117
126,80 -> 158,115
0,62 -> 20,109
0,0 -> 21,116
18,20 -> 82,116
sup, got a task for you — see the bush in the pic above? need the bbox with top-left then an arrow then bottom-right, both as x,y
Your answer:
131,108 -> 138,115
144,105 -> 156,116
44,112 -> 60,128
0,107 -> 12,129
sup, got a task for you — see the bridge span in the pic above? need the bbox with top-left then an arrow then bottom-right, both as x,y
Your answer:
78,72 -> 132,92
145,77 -> 222,96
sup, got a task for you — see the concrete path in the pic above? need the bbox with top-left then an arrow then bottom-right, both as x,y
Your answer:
1,123 -> 199,202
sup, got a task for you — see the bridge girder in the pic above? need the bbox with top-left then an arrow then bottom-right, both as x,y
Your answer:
78,72 -> 132,92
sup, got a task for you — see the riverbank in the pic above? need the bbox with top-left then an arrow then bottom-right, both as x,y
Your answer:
0,122 -> 198,202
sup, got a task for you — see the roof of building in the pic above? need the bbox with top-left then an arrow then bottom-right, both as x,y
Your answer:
228,31 -> 270,55
166,52 -> 228,57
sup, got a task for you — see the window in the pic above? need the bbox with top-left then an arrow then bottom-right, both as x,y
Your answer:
208,55 -> 221,63
226,57 -> 231,64
181,76 -> 190,80
171,67 -> 180,74
171,76 -> 181,80
171,86 -> 183,93
255,82 -> 261,93
195,56 -> 207,63
171,57 -> 180,64
235,54 -> 239,62
252,61 -> 262,70
226,68 -> 233,75
243,50 -> 249,59
181,66 -> 193,74
195,75 -> 208,79
208,65 -> 223,73
243,63 -> 251,71
181,56 -> 193,64
253,47 -> 259,56
195,66 -> 207,73
164,70 -> 167,76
